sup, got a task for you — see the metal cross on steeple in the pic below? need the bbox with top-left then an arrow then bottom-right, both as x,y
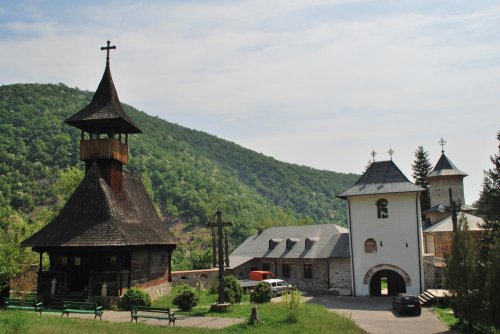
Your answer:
370,150 -> 377,162
438,137 -> 446,154
100,40 -> 116,64
388,148 -> 395,160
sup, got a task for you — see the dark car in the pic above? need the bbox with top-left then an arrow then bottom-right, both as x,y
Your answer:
392,293 -> 421,316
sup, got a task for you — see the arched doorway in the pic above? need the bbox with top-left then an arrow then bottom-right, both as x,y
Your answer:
369,269 -> 406,296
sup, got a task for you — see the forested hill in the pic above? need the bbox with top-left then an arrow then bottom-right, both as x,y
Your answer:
0,83 -> 358,242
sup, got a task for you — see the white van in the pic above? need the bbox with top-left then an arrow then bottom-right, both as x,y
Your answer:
261,279 -> 293,297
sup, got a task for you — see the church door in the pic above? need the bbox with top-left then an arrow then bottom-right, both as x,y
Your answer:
369,269 -> 406,296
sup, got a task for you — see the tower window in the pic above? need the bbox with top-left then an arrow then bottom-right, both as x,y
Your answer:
364,238 -> 377,253
376,199 -> 389,218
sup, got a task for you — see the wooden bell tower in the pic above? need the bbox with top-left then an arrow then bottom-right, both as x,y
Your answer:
65,41 -> 141,189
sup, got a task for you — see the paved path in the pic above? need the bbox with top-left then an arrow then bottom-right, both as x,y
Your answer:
52,311 -> 244,329
305,295 -> 451,334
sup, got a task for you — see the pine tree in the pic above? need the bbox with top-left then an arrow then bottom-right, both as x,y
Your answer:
477,131 -> 500,255
445,215 -> 483,332
412,146 -> 432,212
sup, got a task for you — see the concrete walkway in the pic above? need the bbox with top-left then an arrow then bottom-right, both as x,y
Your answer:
305,295 -> 451,334
52,311 -> 244,329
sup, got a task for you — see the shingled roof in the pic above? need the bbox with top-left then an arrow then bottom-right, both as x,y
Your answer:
229,224 -> 349,269
427,153 -> 467,178
22,164 -> 177,248
337,160 -> 423,198
65,63 -> 141,134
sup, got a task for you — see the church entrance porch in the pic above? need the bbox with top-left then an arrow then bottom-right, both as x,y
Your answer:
364,264 -> 411,296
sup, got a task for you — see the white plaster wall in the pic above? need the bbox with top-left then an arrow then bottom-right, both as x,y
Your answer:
347,192 -> 424,296
428,176 -> 465,208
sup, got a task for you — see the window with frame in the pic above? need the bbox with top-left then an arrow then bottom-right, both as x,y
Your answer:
304,264 -> 313,279
282,263 -> 291,278
377,198 -> 389,218
262,263 -> 270,271
364,238 -> 377,253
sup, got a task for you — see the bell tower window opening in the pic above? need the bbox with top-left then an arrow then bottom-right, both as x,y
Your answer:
377,199 -> 389,219
364,238 -> 377,253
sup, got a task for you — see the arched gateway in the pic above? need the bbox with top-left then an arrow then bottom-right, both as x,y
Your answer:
364,264 -> 411,296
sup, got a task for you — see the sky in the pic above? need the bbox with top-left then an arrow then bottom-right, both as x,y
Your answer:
1,0 -> 499,204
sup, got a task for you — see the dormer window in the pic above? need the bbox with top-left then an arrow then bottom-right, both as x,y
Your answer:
305,237 -> 319,249
286,238 -> 299,250
376,199 -> 388,218
269,238 -> 282,250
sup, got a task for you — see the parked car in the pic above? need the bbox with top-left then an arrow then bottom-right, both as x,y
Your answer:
392,293 -> 421,316
261,279 -> 293,297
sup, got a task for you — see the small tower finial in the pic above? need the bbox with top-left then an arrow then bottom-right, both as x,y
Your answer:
370,150 -> 377,162
388,147 -> 395,160
438,137 -> 446,154
100,40 -> 116,65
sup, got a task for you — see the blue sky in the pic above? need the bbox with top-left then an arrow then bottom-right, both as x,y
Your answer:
1,0 -> 499,204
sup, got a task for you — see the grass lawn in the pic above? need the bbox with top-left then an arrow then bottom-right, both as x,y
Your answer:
431,306 -> 458,329
0,288 -> 367,334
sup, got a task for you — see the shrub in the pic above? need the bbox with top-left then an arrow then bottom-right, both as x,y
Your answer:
224,275 -> 243,304
172,285 -> 199,311
281,289 -> 303,322
119,288 -> 151,310
250,282 -> 272,304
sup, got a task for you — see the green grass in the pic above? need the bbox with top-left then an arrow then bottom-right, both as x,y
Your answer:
431,306 -> 458,329
0,298 -> 367,334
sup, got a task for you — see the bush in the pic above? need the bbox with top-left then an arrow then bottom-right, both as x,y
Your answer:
172,285 -> 199,311
281,289 -> 303,322
119,288 -> 151,310
224,275 -> 243,304
250,282 -> 272,304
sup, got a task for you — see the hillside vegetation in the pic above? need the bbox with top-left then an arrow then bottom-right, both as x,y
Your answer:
0,83 -> 357,270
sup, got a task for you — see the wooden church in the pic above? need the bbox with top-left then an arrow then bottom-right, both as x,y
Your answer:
22,42 -> 177,297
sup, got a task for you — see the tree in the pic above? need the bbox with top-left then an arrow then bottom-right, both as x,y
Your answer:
412,146 -> 432,212
483,235 -> 500,327
445,215 -> 483,332
477,131 -> 500,257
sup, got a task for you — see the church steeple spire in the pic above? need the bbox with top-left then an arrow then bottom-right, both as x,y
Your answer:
64,41 -> 141,186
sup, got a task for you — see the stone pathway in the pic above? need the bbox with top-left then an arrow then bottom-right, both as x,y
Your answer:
51,310 -> 244,329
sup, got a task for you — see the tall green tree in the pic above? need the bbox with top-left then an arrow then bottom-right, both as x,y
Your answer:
477,131 -> 500,256
412,146 -> 432,212
445,215 -> 483,332
483,235 -> 500,327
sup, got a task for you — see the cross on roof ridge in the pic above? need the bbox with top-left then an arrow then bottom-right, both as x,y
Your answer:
100,40 -> 116,64
438,137 -> 446,154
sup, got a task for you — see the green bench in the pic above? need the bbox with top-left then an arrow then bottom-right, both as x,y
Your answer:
3,298 -> 43,315
130,306 -> 176,325
61,301 -> 103,320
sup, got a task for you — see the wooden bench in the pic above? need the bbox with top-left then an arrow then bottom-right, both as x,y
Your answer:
3,298 -> 43,315
62,301 -> 103,320
130,306 -> 176,325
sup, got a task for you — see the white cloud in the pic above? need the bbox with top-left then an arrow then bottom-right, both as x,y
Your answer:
0,0 -> 499,202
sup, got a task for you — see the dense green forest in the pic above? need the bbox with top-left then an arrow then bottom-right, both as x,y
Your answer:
0,83 -> 357,273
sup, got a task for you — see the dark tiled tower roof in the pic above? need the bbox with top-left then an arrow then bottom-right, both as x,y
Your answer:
427,153 -> 467,178
23,43 -> 176,249
337,160 -> 423,198
65,63 -> 141,134
22,163 -> 177,248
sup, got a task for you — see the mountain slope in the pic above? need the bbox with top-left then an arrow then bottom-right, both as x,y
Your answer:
0,83 -> 358,243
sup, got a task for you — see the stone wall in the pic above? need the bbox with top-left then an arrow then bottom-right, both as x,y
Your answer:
232,257 -> 352,292
328,258 -> 352,295
171,268 -> 220,289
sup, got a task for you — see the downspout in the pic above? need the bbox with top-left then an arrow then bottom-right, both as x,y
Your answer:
347,198 -> 356,296
416,193 -> 423,294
